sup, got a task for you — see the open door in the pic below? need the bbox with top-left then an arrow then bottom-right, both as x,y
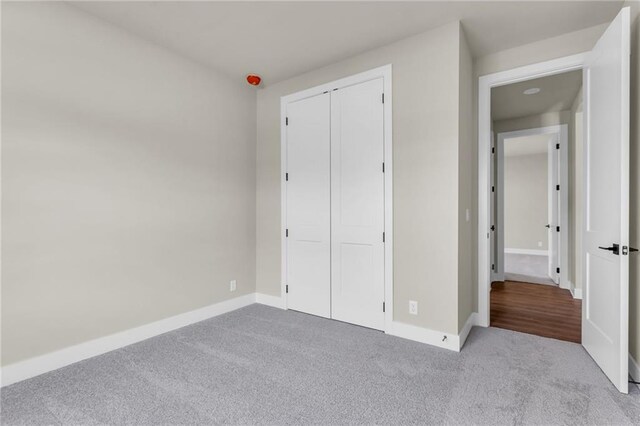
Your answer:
582,7 -> 630,394
548,133 -> 560,284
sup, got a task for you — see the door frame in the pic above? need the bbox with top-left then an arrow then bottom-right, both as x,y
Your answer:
280,64 -> 393,331
494,125 -> 569,289
478,53 -> 585,326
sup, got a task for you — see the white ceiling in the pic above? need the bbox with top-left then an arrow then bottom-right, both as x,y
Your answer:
492,69 -> 583,121
504,134 -> 550,157
70,1 -> 623,86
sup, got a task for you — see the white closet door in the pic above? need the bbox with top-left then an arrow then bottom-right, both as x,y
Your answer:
286,93 -> 331,318
330,78 -> 385,330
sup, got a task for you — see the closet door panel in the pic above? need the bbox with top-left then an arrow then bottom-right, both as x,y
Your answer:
331,78 -> 385,330
286,93 -> 331,318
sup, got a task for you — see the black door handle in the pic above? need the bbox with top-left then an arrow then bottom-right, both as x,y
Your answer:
598,243 -> 620,255
630,247 -> 639,253
545,224 -> 551,229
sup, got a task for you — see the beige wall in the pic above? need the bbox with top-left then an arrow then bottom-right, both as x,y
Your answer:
458,26 -> 474,332
625,0 -> 640,367
504,153 -> 548,251
1,3 -> 257,365
256,22 -> 466,335
493,111 -> 571,135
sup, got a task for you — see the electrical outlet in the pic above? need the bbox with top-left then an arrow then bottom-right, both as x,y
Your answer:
230,280 -> 237,292
409,300 -> 418,315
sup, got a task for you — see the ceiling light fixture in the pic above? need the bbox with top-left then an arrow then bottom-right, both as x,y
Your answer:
523,87 -> 541,95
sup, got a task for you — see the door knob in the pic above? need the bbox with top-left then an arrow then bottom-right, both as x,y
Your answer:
598,243 -> 620,255
545,224 -> 551,228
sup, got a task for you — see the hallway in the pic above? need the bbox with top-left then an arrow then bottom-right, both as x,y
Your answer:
490,281 -> 581,343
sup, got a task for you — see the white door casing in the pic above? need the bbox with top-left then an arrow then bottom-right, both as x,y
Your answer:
495,126 -> 567,288
285,93 -> 331,318
582,7 -> 630,394
330,78 -> 385,331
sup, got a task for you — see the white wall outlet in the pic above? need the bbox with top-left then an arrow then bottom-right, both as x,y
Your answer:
409,300 -> 418,315
538,241 -> 543,247
229,280 -> 237,292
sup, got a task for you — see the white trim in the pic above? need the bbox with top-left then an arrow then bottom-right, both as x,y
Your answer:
504,248 -> 549,256
387,322 -> 459,352
387,313 -> 480,353
458,313 -> 480,350
496,125 -> 569,289
478,53 -> 586,327
571,287 -> 583,300
255,293 -> 285,309
280,65 -> 393,331
629,354 -> 640,382
0,293 -> 257,388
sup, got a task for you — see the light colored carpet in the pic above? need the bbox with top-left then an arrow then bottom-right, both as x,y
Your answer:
1,304 -> 639,425
504,253 -> 557,286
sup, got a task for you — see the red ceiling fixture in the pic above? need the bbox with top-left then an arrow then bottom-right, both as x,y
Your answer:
246,74 -> 262,86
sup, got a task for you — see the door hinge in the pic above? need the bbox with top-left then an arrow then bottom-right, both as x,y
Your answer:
491,263 -> 495,271
382,162 -> 385,173
492,147 -> 495,154
382,232 -> 385,243
491,225 -> 495,231
286,285 -> 289,293
556,267 -> 560,274
286,172 -> 289,181
556,184 -> 560,191
382,93 -> 385,104
286,229 -> 289,237
556,143 -> 560,149
286,117 -> 289,126
383,302 -> 385,312
492,186 -> 495,193
556,226 -> 560,232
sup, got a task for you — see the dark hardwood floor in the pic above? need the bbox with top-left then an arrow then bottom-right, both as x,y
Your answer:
490,281 -> 582,343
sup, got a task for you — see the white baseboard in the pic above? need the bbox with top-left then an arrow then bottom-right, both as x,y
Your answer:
0,293 -> 257,388
387,315 -> 480,353
504,248 -> 549,256
458,312 -> 480,350
255,293 -> 285,309
570,287 -> 583,300
630,354 -> 640,382
387,321 -> 459,351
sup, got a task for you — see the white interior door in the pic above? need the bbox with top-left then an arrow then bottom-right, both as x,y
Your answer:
582,7 -> 630,394
548,134 -> 560,283
330,78 -> 385,330
285,93 -> 331,318
490,140 -> 496,280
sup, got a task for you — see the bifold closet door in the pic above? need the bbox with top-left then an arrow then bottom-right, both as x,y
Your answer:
330,78 -> 385,330
285,93 -> 331,318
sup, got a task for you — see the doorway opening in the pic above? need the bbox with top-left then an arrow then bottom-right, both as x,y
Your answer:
488,70 -> 582,343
